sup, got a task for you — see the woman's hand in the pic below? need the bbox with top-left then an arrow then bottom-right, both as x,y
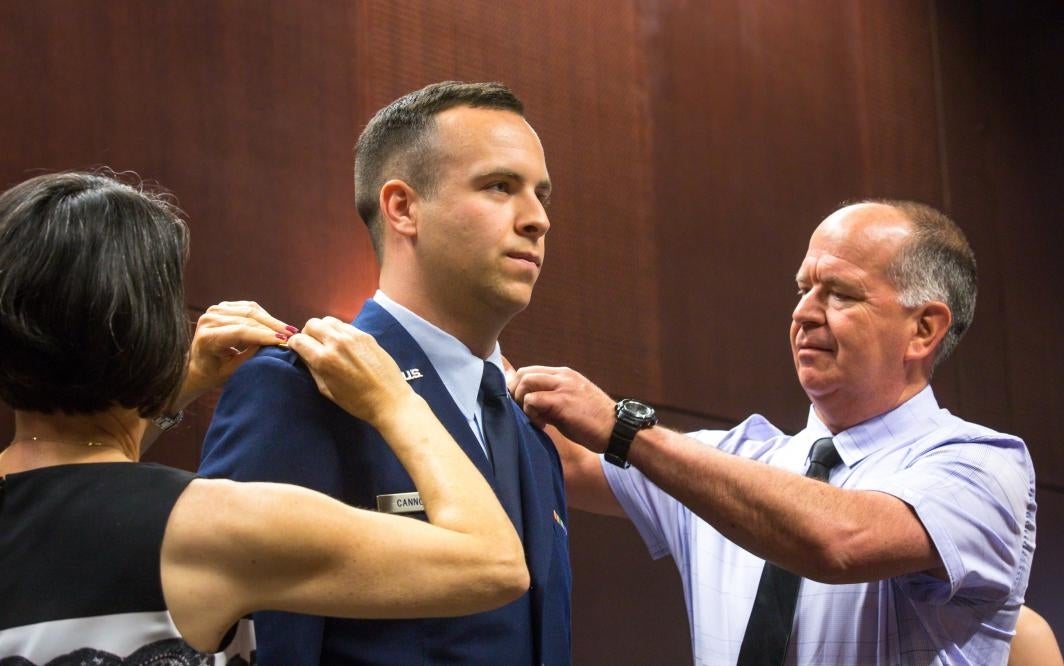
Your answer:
286,316 -> 412,427
178,301 -> 294,409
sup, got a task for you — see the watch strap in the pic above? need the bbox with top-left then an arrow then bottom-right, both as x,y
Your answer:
605,399 -> 658,468
605,418 -> 640,468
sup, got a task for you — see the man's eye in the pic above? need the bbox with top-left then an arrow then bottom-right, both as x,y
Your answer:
796,287 -> 810,298
488,182 -> 510,193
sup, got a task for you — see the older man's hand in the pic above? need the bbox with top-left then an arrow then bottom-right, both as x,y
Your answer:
509,365 -> 617,453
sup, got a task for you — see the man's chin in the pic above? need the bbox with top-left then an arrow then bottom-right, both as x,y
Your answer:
796,372 -> 839,400
495,284 -> 535,312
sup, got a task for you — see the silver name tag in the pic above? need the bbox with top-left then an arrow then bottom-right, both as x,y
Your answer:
376,491 -> 424,514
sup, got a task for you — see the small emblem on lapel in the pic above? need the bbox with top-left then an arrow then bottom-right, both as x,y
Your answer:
401,368 -> 423,382
552,509 -> 567,535
377,492 -> 424,514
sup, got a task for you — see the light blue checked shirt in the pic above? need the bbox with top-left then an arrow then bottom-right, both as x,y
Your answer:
603,386 -> 1036,665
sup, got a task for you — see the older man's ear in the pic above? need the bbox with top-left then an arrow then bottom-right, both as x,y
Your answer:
906,301 -> 952,365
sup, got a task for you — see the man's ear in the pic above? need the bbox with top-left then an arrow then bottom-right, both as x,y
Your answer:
906,301 -> 952,363
379,179 -> 419,239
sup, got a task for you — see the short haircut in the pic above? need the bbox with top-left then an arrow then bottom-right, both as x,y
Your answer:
354,81 -> 524,257
0,171 -> 190,416
868,199 -> 977,367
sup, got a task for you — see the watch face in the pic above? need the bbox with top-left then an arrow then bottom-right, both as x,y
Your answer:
625,400 -> 651,414
623,400 -> 654,419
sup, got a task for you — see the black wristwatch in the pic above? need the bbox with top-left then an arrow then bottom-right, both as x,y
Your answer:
604,399 -> 658,468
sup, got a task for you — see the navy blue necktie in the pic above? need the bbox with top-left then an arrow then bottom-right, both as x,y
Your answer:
737,437 -> 843,666
479,362 -> 523,535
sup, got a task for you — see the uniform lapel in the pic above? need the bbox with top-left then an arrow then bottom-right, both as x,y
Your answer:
353,300 -> 495,481
510,400 -> 557,605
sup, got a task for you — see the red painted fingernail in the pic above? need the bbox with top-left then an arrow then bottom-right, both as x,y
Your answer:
285,325 -> 299,334
276,333 -> 289,340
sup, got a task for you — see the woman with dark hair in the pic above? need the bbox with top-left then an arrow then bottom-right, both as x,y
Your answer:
0,172 -> 528,663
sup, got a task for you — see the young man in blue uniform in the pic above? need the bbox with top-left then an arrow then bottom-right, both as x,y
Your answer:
200,82 -> 571,665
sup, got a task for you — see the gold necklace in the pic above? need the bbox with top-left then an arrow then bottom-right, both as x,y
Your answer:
9,435 -> 116,448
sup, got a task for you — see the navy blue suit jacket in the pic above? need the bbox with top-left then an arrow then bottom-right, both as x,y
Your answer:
199,300 -> 572,665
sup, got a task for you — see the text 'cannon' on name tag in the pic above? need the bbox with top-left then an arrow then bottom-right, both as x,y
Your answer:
376,492 -> 424,514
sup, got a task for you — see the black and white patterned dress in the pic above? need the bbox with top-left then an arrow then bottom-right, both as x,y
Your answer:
0,462 -> 255,665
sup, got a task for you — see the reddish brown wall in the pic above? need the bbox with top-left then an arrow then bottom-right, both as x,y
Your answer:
1,1 -> 1060,661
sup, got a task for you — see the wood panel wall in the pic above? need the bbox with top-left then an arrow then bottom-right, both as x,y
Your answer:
1,0 -> 1060,661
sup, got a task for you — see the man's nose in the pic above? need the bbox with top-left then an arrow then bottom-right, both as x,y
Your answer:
792,290 -> 825,327
517,195 -> 550,239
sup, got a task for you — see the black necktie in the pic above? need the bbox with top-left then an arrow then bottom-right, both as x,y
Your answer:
479,362 -> 523,535
737,437 -> 843,666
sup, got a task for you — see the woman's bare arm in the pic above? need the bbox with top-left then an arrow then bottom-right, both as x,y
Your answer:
161,317 -> 528,652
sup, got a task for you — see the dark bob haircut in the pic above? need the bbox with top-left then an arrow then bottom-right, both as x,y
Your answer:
0,171 -> 190,416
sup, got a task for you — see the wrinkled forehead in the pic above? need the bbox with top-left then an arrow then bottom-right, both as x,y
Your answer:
800,204 -> 912,274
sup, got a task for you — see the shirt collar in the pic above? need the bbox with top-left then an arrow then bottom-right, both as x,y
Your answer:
373,290 -> 502,421
804,385 -> 941,467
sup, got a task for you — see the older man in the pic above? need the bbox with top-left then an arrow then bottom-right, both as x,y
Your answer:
512,201 -> 1035,665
